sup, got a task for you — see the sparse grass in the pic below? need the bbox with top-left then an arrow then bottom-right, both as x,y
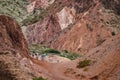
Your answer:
77,59 -> 91,68
0,1 -> 48,26
28,44 -> 60,55
33,77 -> 47,80
22,8 -> 47,25
0,0 -> 29,25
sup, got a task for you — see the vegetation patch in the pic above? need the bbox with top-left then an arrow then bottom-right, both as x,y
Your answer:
0,0 -> 48,26
22,8 -> 47,25
0,0 -> 29,25
43,49 -> 60,54
33,77 -> 47,80
77,59 -> 91,68
28,44 -> 60,55
28,44 -> 80,60
60,51 -> 80,60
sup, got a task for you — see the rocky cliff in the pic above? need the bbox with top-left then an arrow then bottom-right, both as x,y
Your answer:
0,15 -> 28,54
25,15 -> 61,46
0,0 -> 120,80
25,0 -> 120,54
57,34 -> 120,80
0,15 -> 120,80
0,15 -> 31,79
0,15 -> 53,80
51,0 -> 120,54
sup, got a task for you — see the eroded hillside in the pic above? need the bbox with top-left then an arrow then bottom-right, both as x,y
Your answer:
25,0 -> 120,54
0,0 -> 120,80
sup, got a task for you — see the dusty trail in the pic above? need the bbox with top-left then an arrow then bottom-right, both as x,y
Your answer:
29,57 -> 74,80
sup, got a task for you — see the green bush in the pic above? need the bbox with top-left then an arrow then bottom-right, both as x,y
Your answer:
33,77 -> 47,80
43,49 -> 60,54
77,59 -> 91,68
60,52 -> 80,60
63,50 -> 68,53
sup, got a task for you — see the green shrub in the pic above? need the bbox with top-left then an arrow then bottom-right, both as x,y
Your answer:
33,77 -> 47,80
77,59 -> 91,68
43,49 -> 60,54
63,50 -> 68,53
60,52 -> 80,60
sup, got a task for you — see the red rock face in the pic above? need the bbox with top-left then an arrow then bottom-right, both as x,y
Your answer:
49,0 -> 120,54
0,15 -> 29,56
25,0 -> 120,55
0,15 -> 33,79
25,15 -> 61,46
60,34 -> 120,80
0,15 -> 52,79
0,1 -> 120,79
49,0 -> 113,54
0,15 -> 120,80
51,22 -> 112,54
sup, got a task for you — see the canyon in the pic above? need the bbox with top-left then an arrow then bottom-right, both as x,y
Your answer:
0,0 -> 120,80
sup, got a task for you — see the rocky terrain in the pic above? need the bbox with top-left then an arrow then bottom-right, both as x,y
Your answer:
0,15 -> 31,79
25,15 -> 61,46
25,0 -> 120,54
0,0 -> 120,80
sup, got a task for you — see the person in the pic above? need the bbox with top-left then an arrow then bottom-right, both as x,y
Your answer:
41,53 -> 46,61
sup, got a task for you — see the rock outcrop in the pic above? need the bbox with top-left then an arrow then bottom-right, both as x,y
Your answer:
25,15 -> 61,46
51,21 -> 112,54
25,0 -> 120,54
56,34 -> 120,80
0,0 -> 120,80
50,0 -> 120,54
0,15 -> 53,80
56,7 -> 75,30
83,34 -> 120,80
0,15 -> 32,79
0,15 -> 28,54
46,0 -> 116,54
